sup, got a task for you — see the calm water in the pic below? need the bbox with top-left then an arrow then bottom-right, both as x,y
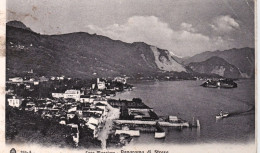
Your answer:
114,80 -> 255,144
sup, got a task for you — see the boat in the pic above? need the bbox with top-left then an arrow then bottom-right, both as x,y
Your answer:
216,111 -> 229,119
155,131 -> 166,139
154,122 -> 166,139
191,117 -> 200,128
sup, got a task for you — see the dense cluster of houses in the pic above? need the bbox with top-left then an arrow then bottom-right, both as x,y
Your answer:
6,74 -> 128,146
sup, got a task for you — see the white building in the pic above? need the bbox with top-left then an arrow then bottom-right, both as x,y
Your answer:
97,82 -> 106,90
9,77 -> 23,83
95,103 -> 107,110
39,76 -> 49,82
87,108 -> 103,115
25,84 -> 31,89
97,78 -> 106,90
76,110 -> 83,116
64,90 -> 81,101
87,117 -> 99,125
33,81 -> 39,85
114,77 -> 127,84
50,76 -> 56,80
57,76 -> 65,80
67,113 -> 76,119
91,84 -> 96,89
59,120 -> 66,125
8,96 -> 23,107
68,106 -> 77,112
80,95 -> 90,103
52,93 -> 64,98
93,98 -> 108,105
80,95 -> 95,103
169,116 -> 178,122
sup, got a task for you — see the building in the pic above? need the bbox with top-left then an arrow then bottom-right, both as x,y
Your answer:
25,84 -> 31,89
87,123 -> 98,138
9,77 -> 23,83
91,84 -> 96,89
68,106 -> 77,112
76,110 -> 83,117
67,112 -> 76,119
97,82 -> 106,90
93,97 -> 108,105
64,90 -> 81,101
97,78 -> 106,90
59,119 -> 66,125
87,117 -> 99,126
8,96 -> 23,107
57,76 -> 65,80
34,81 -> 39,85
168,116 -> 178,122
86,108 -> 104,115
50,76 -> 56,80
52,93 -> 64,99
95,102 -> 107,110
114,77 -> 127,84
67,124 -> 79,145
80,95 -> 92,103
39,76 -> 49,82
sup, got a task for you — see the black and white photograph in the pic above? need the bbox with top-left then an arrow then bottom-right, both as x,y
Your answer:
2,0 -> 256,152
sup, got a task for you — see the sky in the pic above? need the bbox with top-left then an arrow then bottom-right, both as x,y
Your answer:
7,0 -> 254,57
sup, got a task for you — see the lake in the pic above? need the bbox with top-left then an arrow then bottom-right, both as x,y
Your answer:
114,79 -> 255,144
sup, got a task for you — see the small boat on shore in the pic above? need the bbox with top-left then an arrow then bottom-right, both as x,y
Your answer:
216,111 -> 229,119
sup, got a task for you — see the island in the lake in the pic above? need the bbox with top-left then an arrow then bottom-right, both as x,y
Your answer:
201,79 -> 238,88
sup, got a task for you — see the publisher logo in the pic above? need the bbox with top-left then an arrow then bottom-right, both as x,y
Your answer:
10,148 -> 16,153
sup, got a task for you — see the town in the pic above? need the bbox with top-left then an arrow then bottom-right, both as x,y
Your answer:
6,70 -> 195,149
6,69 -> 135,148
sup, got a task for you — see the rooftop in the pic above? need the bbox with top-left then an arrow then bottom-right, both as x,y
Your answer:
65,90 -> 80,94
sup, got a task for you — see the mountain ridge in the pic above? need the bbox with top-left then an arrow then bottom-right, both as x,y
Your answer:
184,47 -> 255,78
6,21 -> 186,79
188,56 -> 242,78
6,20 -> 254,79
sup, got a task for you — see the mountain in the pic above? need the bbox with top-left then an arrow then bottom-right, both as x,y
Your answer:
183,48 -> 255,78
6,21 -> 186,79
188,56 -> 242,78
6,20 -> 32,31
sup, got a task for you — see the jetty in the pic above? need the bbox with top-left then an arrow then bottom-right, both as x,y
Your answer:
114,120 -> 189,127
115,129 -> 140,136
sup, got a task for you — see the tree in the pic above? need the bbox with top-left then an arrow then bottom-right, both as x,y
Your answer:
69,115 -> 79,125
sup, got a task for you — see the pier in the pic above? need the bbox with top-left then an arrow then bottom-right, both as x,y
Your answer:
114,120 -> 189,127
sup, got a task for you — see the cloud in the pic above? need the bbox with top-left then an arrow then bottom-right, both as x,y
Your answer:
210,15 -> 240,33
87,16 -> 173,47
180,22 -> 196,32
86,16 -> 233,56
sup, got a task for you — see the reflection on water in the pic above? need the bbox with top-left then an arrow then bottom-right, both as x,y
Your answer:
114,80 -> 255,144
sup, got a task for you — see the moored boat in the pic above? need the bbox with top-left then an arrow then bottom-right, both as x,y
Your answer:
154,122 -> 165,139
216,110 -> 229,119
155,131 -> 166,139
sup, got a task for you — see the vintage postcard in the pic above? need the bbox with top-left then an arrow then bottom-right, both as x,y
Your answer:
0,0 -> 256,153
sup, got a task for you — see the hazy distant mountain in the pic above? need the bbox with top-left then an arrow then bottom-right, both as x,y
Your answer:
183,48 -> 255,78
188,56 -> 242,78
6,21 -> 186,79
